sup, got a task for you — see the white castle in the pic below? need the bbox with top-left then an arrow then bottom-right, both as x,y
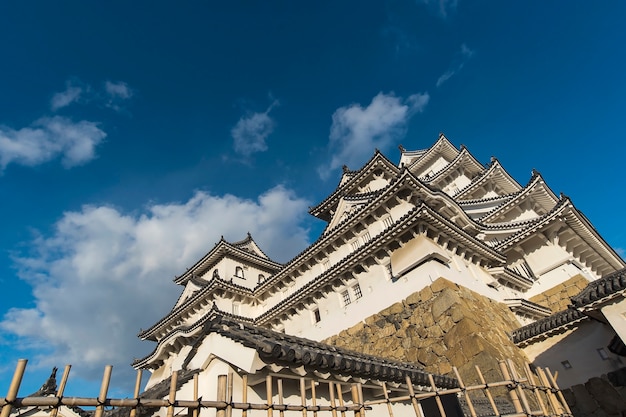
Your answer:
133,134 -> 626,414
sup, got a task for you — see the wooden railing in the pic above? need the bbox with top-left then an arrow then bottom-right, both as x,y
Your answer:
1,359 -> 572,417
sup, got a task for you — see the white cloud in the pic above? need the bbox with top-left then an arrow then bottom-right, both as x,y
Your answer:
0,186 -> 310,388
231,101 -> 279,156
318,92 -> 429,179
51,82 -> 84,111
104,81 -> 134,111
0,116 -> 106,171
436,43 -> 474,87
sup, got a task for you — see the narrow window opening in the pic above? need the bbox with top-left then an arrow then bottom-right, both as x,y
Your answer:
342,290 -> 351,306
353,283 -> 362,299
235,266 -> 245,279
312,308 -> 321,323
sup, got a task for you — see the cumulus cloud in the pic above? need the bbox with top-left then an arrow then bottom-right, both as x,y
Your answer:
0,186 -> 310,388
51,82 -> 85,111
231,100 -> 279,156
436,43 -> 474,87
0,116 -> 106,171
318,92 -> 429,179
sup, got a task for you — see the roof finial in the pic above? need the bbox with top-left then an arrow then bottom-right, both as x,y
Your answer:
342,165 -> 349,173
490,156 -> 496,164
531,168 -> 540,177
398,144 -> 405,152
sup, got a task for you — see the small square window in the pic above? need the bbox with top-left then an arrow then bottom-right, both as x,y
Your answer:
561,360 -> 572,369
312,308 -> 321,323
353,283 -> 362,299
597,348 -> 609,360
342,290 -> 351,306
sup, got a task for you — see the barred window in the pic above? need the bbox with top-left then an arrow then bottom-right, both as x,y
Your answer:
352,283 -> 362,299
342,290 -> 351,306
383,216 -> 393,229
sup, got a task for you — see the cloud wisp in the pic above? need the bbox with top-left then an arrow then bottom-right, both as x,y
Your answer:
318,92 -> 429,179
50,79 -> 134,113
436,43 -> 474,87
0,116 -> 106,171
0,186 -> 310,388
231,100 -> 279,157
104,81 -> 134,111
50,81 -> 86,111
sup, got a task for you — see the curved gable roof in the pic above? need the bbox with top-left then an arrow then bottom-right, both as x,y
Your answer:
406,133 -> 460,176
455,158 -> 522,201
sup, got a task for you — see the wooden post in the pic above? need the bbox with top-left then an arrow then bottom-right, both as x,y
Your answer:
191,373 -> 199,417
350,384 -> 361,417
452,367 -> 476,417
1,359 -> 27,417
381,382 -> 394,417
404,375 -> 424,417
474,366 -> 498,416
242,374 -> 249,417
336,383 -> 346,417
427,374 -> 446,417
498,360 -> 522,414
226,372 -> 233,417
300,378 -> 308,417
544,367 -> 572,415
328,382 -> 338,417
536,367 -> 561,415
523,363 -> 547,417
217,375 -> 227,417
166,371 -> 178,417
277,378 -> 285,417
94,365 -> 113,417
357,383 -> 365,417
311,380 -> 318,417
266,375 -> 273,417
51,365 -> 72,417
506,360 -> 533,415
128,369 -> 142,417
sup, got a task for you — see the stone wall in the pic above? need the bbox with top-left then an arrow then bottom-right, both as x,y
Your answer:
562,369 -> 626,416
323,277 -> 529,384
529,274 -> 589,313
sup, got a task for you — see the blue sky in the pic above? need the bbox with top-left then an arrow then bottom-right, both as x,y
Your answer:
1,1 -> 625,397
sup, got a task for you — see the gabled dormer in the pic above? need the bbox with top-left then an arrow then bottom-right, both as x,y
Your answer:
424,145 -> 486,196
309,151 -> 399,222
479,171 -> 558,225
455,157 -> 522,201
405,133 -> 460,179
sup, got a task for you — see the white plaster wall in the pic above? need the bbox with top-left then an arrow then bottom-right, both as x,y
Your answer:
523,321 -> 623,388
601,299 -> 626,344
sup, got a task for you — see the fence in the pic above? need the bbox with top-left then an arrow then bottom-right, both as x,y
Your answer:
1,359 -> 572,417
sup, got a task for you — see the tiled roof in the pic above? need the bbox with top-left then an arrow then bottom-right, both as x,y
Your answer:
203,314 -> 458,389
511,308 -> 587,344
571,268 -> 626,308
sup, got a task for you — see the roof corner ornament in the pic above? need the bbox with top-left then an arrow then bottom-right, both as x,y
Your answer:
342,165 -> 349,173
531,168 -> 540,177
490,156 -> 496,164
460,143 -> 466,150
398,144 -> 405,152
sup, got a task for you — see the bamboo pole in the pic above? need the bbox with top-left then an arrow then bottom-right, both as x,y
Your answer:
336,383 -> 346,417
381,382 -> 394,417
311,380 -> 318,417
452,367 -> 476,417
242,374 -> 249,417
94,365 -> 112,417
357,383 -> 365,417
191,373 -> 199,417
474,365 -> 499,417
217,375 -> 227,417
404,375 -> 424,417
300,378 -> 308,417
1,359 -> 27,417
544,367 -> 571,415
166,371 -> 178,417
51,365 -> 72,417
536,367 -> 560,416
277,378 -> 285,417
506,360 -> 533,415
523,364 -> 547,417
128,369 -> 142,417
328,382 -> 338,417
226,372 -> 233,417
350,384 -> 360,417
266,375 -> 273,417
498,360 -> 523,414
427,374 -> 446,417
